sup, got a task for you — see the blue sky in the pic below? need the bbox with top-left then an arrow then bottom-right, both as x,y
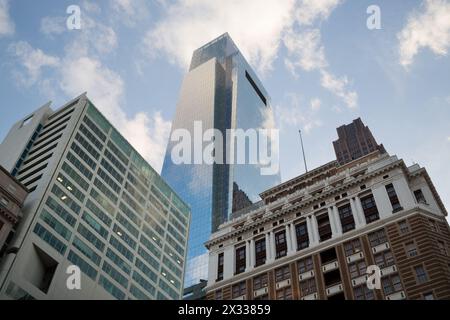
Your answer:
0,0 -> 449,215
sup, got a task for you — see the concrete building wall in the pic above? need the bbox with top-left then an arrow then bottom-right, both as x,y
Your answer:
0,95 -> 191,300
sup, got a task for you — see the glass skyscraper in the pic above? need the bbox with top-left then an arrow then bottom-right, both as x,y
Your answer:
161,33 -> 280,288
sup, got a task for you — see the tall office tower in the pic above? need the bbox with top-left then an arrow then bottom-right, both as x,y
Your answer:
0,94 -> 190,300
205,119 -> 450,300
333,118 -> 386,165
162,33 -> 280,289
0,166 -> 28,256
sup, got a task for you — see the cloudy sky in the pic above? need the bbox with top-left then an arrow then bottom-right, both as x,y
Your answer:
1,0 -> 449,215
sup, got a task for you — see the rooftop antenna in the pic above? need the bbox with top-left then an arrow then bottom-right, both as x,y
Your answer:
299,129 -> 308,173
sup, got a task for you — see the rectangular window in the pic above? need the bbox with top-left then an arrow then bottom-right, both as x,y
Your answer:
275,265 -> 290,282
45,197 -> 77,227
297,257 -> 314,274
299,278 -> 316,296
102,261 -> 129,289
132,271 -> 155,297
415,265 -> 428,283
354,285 -> 374,300
78,123 -> 103,151
295,222 -> 309,250
429,219 -> 438,233
72,236 -> 101,266
40,210 -> 72,241
99,275 -> 125,300
382,274 -> 402,295
374,250 -> 395,269
67,250 -> 97,280
235,246 -> 246,274
368,229 -> 387,247
349,261 -> 367,279
405,242 -> 418,258
360,194 -> 379,223
317,214 -> 332,242
414,189 -> 427,204
78,224 -> 105,252
232,281 -> 246,299
385,184 -> 402,212
344,238 -> 362,257
438,241 -> 447,256
320,247 -> 337,265
398,220 -> 410,234
276,287 -> 292,300
253,273 -> 268,290
338,204 -> 355,233
275,230 -> 287,259
70,142 -> 96,170
254,238 -> 266,267
217,253 -> 224,281
83,115 -> 107,142
106,248 -> 131,274
33,223 -> 67,255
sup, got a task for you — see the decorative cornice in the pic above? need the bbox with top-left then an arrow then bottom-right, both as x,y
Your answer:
206,158 -> 408,248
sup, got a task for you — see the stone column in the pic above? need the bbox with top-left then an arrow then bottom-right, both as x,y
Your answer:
265,232 -> 271,261
350,198 -> 362,228
270,231 -> 276,260
310,215 -> 320,245
208,251 -> 218,285
373,185 -> 393,218
245,241 -> 250,271
306,216 -> 314,246
250,239 -> 255,269
328,207 -> 338,238
223,246 -> 234,279
290,223 -> 297,252
333,206 -> 343,235
285,224 -> 292,254
354,196 -> 367,227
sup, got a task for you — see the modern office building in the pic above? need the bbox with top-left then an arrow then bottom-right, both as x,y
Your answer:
333,118 -> 386,165
0,94 -> 190,300
205,119 -> 450,300
161,33 -> 280,288
0,166 -> 28,256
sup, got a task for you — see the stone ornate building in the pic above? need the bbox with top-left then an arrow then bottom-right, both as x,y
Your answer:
205,121 -> 450,300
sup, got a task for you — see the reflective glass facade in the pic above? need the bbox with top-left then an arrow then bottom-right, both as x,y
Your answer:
162,33 -> 280,287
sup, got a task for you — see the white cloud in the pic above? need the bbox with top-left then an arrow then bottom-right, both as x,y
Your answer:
295,0 -> 343,26
320,70 -> 357,109
275,93 -> 323,134
8,41 -> 60,86
111,0 -> 150,27
447,136 -> 450,142
398,0 -> 450,67
0,0 -> 14,36
282,1 -> 357,109
284,28 -> 328,73
40,16 -> 66,36
59,56 -> 171,171
40,2 -> 117,56
310,98 -> 321,111
12,4 -> 171,173
143,0 -> 295,73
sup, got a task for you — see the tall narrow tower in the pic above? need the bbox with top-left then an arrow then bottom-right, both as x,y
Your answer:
162,33 -> 280,288
333,118 -> 386,165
